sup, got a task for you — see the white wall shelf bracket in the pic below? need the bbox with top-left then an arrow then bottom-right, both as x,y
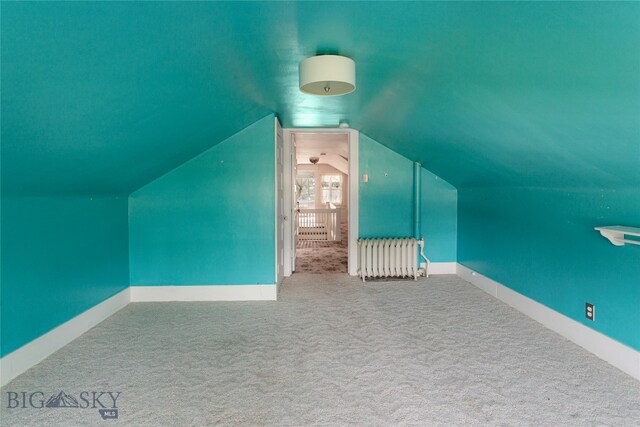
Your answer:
595,226 -> 640,247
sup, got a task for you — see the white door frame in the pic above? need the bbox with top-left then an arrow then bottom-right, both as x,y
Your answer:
275,117 -> 285,285
283,128 -> 359,276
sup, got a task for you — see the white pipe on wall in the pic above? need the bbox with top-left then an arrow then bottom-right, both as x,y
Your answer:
414,162 -> 421,239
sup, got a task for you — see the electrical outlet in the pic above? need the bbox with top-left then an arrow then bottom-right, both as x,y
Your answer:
585,302 -> 595,321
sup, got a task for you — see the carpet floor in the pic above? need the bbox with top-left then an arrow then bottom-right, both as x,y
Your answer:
295,222 -> 348,274
2,274 -> 639,426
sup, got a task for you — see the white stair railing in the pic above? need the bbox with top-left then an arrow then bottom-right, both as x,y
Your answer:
298,208 -> 341,241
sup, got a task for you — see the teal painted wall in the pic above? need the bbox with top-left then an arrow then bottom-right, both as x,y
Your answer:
129,115 -> 275,285
359,134 -> 414,239
359,134 -> 457,262
1,195 -> 129,356
421,169 -> 457,262
458,187 -> 640,350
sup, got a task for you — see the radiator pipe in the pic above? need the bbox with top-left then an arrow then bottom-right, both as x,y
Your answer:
414,162 -> 431,277
413,162 -> 421,239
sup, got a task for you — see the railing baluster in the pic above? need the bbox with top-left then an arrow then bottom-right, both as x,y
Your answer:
297,208 -> 342,241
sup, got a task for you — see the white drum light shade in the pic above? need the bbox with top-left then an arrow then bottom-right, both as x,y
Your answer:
299,55 -> 356,96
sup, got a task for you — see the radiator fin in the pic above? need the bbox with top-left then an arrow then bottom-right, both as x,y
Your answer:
358,238 -> 420,282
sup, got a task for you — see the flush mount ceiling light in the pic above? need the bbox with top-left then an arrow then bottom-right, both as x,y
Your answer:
299,55 -> 356,96
309,156 -> 320,164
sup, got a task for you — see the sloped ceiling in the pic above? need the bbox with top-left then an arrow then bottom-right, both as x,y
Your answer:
2,2 -> 638,195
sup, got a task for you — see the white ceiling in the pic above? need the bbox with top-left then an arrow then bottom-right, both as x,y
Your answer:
295,133 -> 348,167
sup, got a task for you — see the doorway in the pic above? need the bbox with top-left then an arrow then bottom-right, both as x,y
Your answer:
282,128 -> 359,277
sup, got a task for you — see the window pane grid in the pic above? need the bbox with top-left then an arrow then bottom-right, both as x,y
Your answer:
321,175 -> 341,204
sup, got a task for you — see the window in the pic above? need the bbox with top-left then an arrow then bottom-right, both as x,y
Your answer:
296,171 -> 315,208
321,175 -> 342,204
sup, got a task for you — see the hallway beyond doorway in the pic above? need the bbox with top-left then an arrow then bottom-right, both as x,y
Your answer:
295,222 -> 348,273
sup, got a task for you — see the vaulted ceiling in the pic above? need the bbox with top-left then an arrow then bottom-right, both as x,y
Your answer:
2,2 -> 638,195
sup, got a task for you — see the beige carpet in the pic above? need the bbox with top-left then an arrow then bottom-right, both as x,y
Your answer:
295,222 -> 348,273
2,274 -> 639,426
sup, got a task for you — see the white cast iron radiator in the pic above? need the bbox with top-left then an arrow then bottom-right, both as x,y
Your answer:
357,238 -> 430,282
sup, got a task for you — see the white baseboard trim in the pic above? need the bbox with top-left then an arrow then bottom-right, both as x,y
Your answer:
130,284 -> 278,302
456,263 -> 640,381
429,262 -> 458,275
0,287 -> 130,387
0,284 -> 277,387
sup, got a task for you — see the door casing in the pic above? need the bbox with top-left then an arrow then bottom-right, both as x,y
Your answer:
282,128 -> 359,276
275,117 -> 285,285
